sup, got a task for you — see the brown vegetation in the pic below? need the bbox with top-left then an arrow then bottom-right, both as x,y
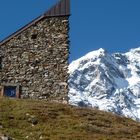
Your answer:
0,98 -> 140,140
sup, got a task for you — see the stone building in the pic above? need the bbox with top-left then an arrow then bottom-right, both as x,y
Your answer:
0,0 -> 70,100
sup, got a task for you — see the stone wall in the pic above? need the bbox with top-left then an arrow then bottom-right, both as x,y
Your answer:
0,16 -> 69,100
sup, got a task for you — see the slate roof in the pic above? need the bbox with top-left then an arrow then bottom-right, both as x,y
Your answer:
0,0 -> 70,46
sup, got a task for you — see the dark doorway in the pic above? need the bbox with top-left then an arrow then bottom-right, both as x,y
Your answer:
4,86 -> 16,97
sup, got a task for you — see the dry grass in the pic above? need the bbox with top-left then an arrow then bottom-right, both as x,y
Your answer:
0,98 -> 140,140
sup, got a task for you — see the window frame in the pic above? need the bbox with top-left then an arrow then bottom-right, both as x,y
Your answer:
0,83 -> 21,98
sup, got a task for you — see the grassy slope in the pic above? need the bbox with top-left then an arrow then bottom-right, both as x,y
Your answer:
0,98 -> 140,140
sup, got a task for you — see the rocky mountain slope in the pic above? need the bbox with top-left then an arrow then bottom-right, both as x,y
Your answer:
69,47 -> 140,121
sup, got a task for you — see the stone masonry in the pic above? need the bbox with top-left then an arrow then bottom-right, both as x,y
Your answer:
0,0 -> 70,100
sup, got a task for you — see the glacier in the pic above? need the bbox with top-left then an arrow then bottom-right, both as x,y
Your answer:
68,47 -> 140,121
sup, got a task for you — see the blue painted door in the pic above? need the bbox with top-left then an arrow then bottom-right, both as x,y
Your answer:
4,86 -> 16,97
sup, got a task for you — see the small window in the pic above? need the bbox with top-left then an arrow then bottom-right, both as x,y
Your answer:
31,34 -> 38,39
4,86 -> 16,97
0,84 -> 21,98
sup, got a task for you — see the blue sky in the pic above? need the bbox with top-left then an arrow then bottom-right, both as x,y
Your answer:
0,0 -> 140,62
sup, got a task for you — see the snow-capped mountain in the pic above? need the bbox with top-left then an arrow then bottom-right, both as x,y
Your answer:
68,47 -> 140,121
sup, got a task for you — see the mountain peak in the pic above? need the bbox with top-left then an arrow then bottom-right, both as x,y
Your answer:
69,47 -> 140,121
98,48 -> 106,53
130,47 -> 140,54
77,48 -> 107,61
85,48 -> 106,58
69,48 -> 107,73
